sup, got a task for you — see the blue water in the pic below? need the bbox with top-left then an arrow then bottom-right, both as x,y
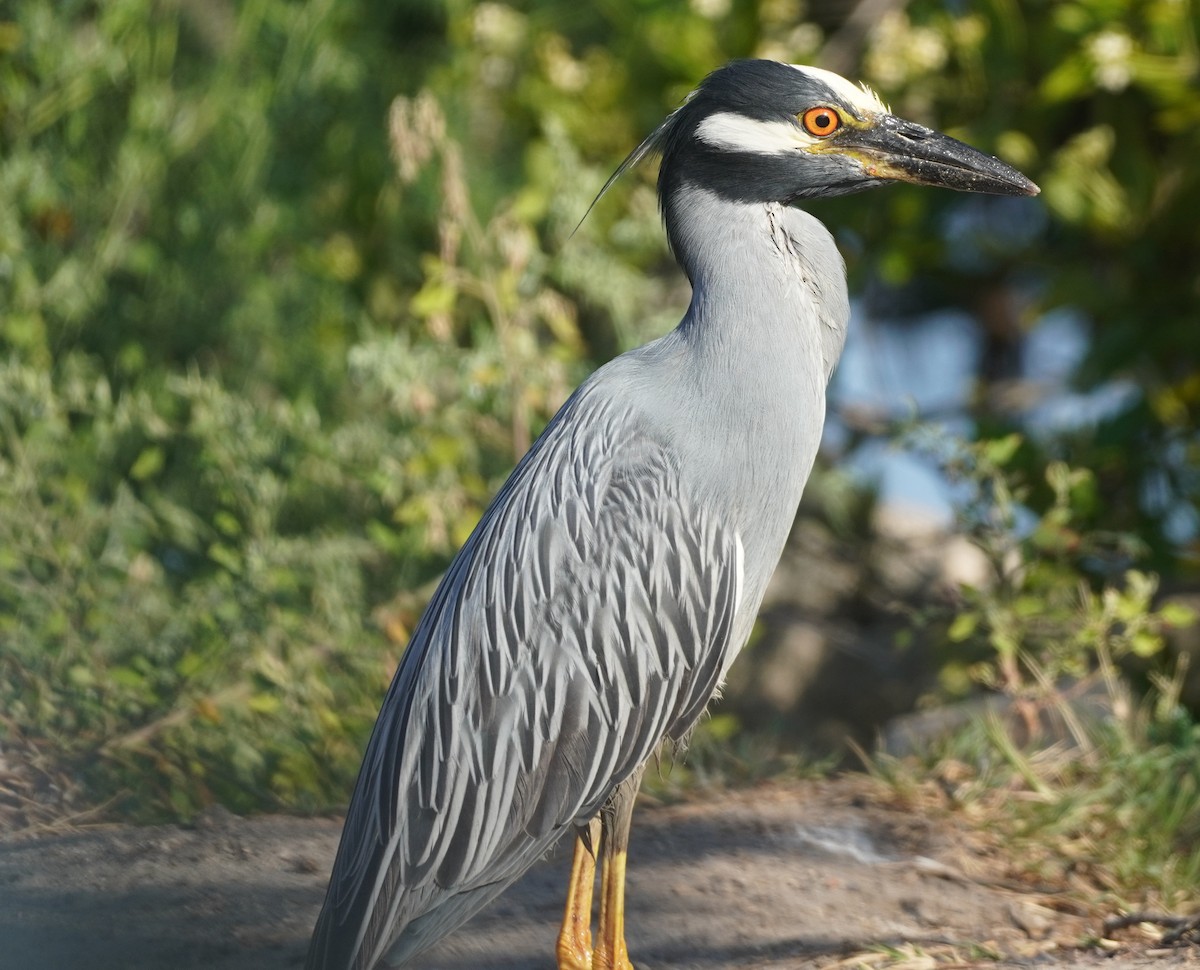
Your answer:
823,302 -> 1146,528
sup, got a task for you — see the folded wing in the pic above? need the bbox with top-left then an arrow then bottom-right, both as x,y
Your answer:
306,383 -> 743,970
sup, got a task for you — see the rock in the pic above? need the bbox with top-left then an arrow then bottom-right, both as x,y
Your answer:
746,620 -> 828,715
879,678 -> 1126,758
723,508 -> 941,755
871,503 -> 994,593
760,516 -> 862,616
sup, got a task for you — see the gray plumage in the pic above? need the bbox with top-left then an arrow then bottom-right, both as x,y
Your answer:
307,59 -> 1037,970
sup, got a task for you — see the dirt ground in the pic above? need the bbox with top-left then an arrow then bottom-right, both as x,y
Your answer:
1,778 -> 1195,970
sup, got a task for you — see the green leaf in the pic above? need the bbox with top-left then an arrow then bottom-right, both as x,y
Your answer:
110,666 -> 147,689
409,279 -> 457,319
948,612 -> 979,642
981,434 -> 1022,467
1131,630 -> 1163,658
1160,603 -> 1198,629
248,692 -> 281,714
1040,55 -> 1092,102
213,510 -> 241,537
129,446 -> 165,481
68,664 -> 96,687
177,652 -> 206,677
208,542 -> 242,573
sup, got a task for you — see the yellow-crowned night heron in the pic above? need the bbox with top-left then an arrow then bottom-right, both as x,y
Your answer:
306,60 -> 1038,970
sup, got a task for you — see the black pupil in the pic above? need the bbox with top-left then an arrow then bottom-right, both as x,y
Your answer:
815,112 -> 833,129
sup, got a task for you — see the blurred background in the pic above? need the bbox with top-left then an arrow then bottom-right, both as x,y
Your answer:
1,0 -> 1198,834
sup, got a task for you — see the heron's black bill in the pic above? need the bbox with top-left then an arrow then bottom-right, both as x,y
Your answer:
843,115 -> 1039,197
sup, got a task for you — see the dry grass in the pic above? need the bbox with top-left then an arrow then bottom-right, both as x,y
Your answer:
856,698 -> 1200,954
0,716 -> 98,838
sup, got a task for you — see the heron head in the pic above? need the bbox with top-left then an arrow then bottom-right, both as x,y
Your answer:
621,60 -> 1038,207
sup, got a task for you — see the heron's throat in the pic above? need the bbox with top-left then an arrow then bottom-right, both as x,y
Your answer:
662,181 -> 770,286
664,183 -> 850,393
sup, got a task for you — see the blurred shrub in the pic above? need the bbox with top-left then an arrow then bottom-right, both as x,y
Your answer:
0,1 -> 594,817
908,431 -> 1196,704
841,0 -> 1200,558
1,0 -> 1198,818
0,350 -> 386,814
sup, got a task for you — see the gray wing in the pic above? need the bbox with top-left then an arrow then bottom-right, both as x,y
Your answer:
306,381 -> 744,970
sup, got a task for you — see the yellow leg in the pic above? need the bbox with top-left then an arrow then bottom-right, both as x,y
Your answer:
591,765 -> 644,970
592,848 -> 632,970
557,819 -> 600,970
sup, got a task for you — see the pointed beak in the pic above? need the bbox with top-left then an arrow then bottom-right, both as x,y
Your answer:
837,115 -> 1039,197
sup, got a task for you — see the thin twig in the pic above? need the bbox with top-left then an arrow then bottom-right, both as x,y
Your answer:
1103,911 -> 1200,945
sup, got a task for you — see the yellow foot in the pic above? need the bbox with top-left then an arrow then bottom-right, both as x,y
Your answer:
556,899 -> 592,970
591,939 -> 634,970
556,939 -> 593,970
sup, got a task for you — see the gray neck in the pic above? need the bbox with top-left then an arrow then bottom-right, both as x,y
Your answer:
667,182 -> 849,389
645,182 -> 851,604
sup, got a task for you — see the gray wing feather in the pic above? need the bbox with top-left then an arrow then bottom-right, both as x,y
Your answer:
306,382 -> 743,970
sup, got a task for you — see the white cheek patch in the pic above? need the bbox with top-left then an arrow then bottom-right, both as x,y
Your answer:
788,64 -> 887,116
695,112 -> 816,154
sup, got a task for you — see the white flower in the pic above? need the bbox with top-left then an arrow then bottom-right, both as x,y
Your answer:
472,3 -> 526,51
690,0 -> 731,18
1088,30 -> 1134,92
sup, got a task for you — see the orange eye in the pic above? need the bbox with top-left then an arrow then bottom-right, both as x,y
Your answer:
801,106 -> 842,137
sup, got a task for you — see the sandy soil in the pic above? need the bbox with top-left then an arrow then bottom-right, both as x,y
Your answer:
1,778 -> 1195,970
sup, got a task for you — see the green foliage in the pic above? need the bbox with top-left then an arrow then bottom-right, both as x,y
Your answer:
847,0 -> 1200,555
1,0 -> 1198,821
0,1 -> 592,817
877,428 -> 1199,909
0,350 -> 387,815
882,704 -> 1200,912
3,0 -> 412,399
909,429 -> 1195,699
1014,715 -> 1200,911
